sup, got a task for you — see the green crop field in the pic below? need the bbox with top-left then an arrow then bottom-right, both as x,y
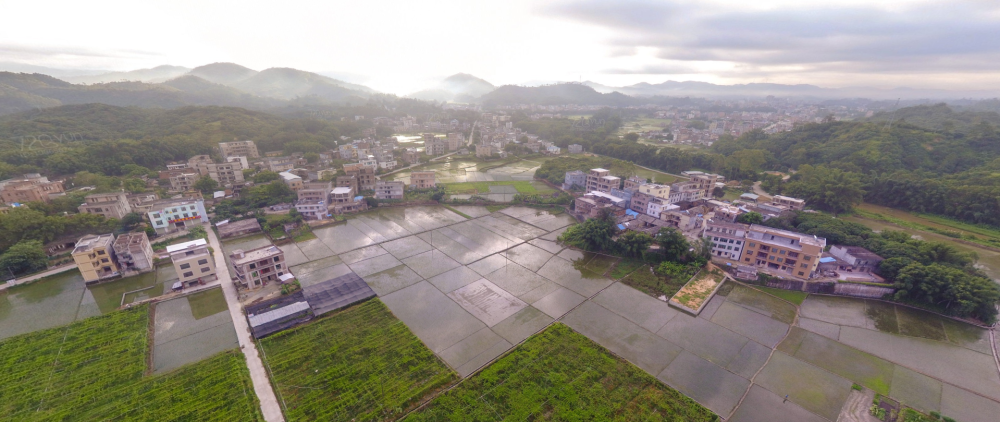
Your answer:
406,324 -> 717,421
442,181 -> 538,194
259,300 -> 455,421
0,305 -> 262,421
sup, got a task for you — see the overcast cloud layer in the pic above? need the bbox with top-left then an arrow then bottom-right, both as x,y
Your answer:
2,0 -> 999,93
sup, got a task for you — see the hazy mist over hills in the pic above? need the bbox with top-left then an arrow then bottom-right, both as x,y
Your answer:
0,59 -> 998,116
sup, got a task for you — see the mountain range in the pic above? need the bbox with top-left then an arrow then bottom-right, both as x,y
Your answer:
407,73 -> 495,103
0,62 -> 379,115
582,80 -> 1000,101
1,60 -> 997,116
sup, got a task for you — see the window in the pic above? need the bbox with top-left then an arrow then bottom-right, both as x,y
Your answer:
186,251 -> 195,256
276,264 -> 281,269
736,240 -> 742,245
198,259 -> 208,265
273,257 -> 280,262
183,271 -> 194,277
249,263 -> 256,269
201,267 -> 211,273
776,257 -> 783,263
745,258 -> 751,262
804,255 -> 811,261
97,250 -> 105,255
801,264 -> 808,268
769,256 -> 775,261
779,250 -> 786,255
798,271 -> 805,276
748,242 -> 755,247
180,263 -> 190,269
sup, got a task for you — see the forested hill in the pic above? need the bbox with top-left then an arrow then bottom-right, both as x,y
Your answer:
0,68 -> 375,116
583,118 -> 1000,226
711,120 -> 1000,175
866,103 -> 1000,133
0,104 -> 369,177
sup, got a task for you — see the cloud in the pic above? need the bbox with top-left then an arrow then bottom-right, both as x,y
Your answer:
545,0 -> 1000,77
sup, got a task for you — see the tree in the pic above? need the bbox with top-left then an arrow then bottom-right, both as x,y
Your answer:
123,178 -> 146,194
711,187 -> 725,198
656,227 -> 689,262
0,240 -> 48,276
145,226 -> 157,238
193,175 -> 219,194
560,209 -> 617,251
616,231 -> 653,258
304,152 -> 319,163
253,171 -> 280,184
624,132 -> 640,142
784,164 -> 865,215
118,213 -> 144,231
736,212 -> 764,225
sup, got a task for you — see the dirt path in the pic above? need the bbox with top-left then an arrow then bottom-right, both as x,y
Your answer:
837,389 -> 879,422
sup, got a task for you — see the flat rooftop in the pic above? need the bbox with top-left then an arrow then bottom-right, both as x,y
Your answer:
165,238 -> 208,254
73,233 -> 115,254
232,245 -> 283,266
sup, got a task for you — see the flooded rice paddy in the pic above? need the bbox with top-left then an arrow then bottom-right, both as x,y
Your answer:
151,287 -> 238,374
4,204 -> 1000,421
0,262 -> 183,340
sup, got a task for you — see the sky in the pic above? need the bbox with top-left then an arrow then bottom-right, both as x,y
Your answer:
2,0 -> 1000,94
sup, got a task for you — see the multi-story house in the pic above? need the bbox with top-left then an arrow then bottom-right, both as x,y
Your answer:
585,168 -> 620,194
402,148 -> 421,164
230,245 -> 287,290
295,199 -> 327,220
410,172 -> 436,190
0,174 -> 65,204
687,172 -> 723,196
72,233 -> 119,284
167,238 -> 217,287
639,183 -> 670,201
771,195 -> 806,211
206,162 -> 245,187
169,172 -> 199,192
279,171 -> 303,191
336,175 -> 359,193
343,163 -> 376,191
219,140 -> 260,159
112,231 -> 154,275
331,186 -> 355,204
622,176 -> 645,192
704,220 -> 749,260
78,192 -> 132,219
265,156 -> 295,173
146,199 -> 208,233
563,170 -> 587,190
187,155 -> 214,175
668,181 -> 704,204
630,191 -> 652,214
375,180 -> 404,200
741,225 -> 826,279
447,132 -> 464,151
568,144 -> 583,154
297,181 -> 330,202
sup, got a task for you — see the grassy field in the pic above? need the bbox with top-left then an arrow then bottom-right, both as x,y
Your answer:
609,259 -> 646,280
754,286 -> 808,306
620,265 -> 694,299
854,203 -> 1000,249
442,180 -> 539,194
259,300 -> 455,421
0,305 -> 262,421
406,324 -> 717,421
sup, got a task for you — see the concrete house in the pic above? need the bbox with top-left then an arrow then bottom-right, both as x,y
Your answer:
78,192 -> 132,219
167,238 -> 217,287
230,245 -> 287,290
112,231 -> 154,275
72,233 -> 119,284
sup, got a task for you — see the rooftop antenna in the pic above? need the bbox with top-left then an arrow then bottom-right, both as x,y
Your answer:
883,98 -> 901,132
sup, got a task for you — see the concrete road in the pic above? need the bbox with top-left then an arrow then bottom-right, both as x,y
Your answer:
1,264 -> 76,291
205,224 -> 285,422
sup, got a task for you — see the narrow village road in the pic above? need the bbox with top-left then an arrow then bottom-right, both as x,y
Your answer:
1,263 -> 76,291
205,224 -> 285,422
